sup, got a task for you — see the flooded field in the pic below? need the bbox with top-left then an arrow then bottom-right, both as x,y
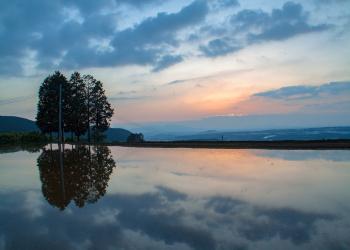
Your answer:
0,145 -> 349,249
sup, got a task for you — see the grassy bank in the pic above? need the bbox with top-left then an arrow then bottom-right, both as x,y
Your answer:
0,132 -> 48,145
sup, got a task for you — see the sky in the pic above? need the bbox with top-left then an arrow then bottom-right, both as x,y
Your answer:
0,0 -> 349,132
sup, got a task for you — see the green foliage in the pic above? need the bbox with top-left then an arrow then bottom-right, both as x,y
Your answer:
36,71 -> 68,134
0,132 -> 48,145
127,133 -> 145,143
36,71 -> 114,143
85,75 -> 114,142
65,72 -> 89,138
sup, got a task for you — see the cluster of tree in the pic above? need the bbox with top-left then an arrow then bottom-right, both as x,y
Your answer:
37,145 -> 116,210
126,133 -> 144,143
36,71 -> 114,142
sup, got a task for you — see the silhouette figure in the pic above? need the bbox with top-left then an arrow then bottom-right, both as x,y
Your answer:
37,145 -> 116,210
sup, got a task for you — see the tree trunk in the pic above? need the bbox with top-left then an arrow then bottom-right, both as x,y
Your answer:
87,86 -> 91,144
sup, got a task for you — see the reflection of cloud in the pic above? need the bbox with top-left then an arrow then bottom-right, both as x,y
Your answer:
121,229 -> 193,250
156,185 -> 188,201
171,171 -> 197,177
23,190 -> 44,218
254,150 -> 350,162
93,209 -> 119,225
1,187 -> 348,250
0,235 -> 5,250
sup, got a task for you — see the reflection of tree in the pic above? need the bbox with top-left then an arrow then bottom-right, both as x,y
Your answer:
37,145 -> 116,210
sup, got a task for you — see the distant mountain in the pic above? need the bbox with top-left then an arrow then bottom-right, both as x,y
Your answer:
174,127 -> 350,141
105,128 -> 132,142
0,116 -> 38,132
0,116 -> 132,142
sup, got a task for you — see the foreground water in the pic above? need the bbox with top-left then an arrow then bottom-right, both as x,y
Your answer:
0,145 -> 350,250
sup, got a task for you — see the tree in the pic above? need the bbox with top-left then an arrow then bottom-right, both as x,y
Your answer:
127,133 -> 144,143
36,71 -> 68,139
83,75 -> 96,143
66,72 -> 89,140
36,71 -> 114,143
88,79 -> 114,142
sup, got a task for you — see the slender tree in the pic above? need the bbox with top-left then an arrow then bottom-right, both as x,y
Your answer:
83,75 -> 96,143
90,80 -> 114,142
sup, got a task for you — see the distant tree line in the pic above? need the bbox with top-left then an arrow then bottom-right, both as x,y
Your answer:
36,71 -> 114,142
127,133 -> 144,143
0,132 -> 48,145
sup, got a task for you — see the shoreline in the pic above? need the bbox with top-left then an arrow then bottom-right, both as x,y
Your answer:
107,140 -> 350,150
2,140 -> 350,151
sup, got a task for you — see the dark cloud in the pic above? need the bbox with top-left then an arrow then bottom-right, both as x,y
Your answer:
231,1 -> 330,43
116,0 -> 161,8
200,38 -> 241,57
196,1 -> 330,58
254,81 -> 350,100
0,0 -> 335,74
314,0 -> 350,5
210,0 -> 240,9
217,0 -> 240,7
62,0 -> 208,70
152,55 -> 184,72
0,0 -> 208,75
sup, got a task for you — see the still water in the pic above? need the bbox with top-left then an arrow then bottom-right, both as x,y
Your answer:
0,145 -> 350,250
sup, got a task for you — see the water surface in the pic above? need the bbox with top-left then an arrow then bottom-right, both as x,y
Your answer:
0,145 -> 350,249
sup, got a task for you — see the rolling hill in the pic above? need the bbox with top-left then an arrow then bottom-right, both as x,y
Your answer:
0,116 -> 132,142
0,116 -> 38,132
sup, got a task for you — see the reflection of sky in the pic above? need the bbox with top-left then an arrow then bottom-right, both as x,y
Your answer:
252,149 -> 350,162
1,147 -> 350,249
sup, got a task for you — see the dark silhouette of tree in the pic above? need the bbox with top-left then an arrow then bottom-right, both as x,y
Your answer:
37,145 -> 116,210
89,79 -> 114,142
36,71 -> 68,139
66,72 -> 89,140
127,133 -> 145,143
36,71 -> 114,143
83,74 -> 96,143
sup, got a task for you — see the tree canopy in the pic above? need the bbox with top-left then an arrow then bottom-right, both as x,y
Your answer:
36,71 -> 114,142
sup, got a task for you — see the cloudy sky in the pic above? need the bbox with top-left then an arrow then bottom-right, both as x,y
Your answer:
0,0 -> 349,130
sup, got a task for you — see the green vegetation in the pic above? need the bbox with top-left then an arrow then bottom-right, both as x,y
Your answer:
0,132 -> 48,145
127,133 -> 145,143
36,71 -> 114,143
